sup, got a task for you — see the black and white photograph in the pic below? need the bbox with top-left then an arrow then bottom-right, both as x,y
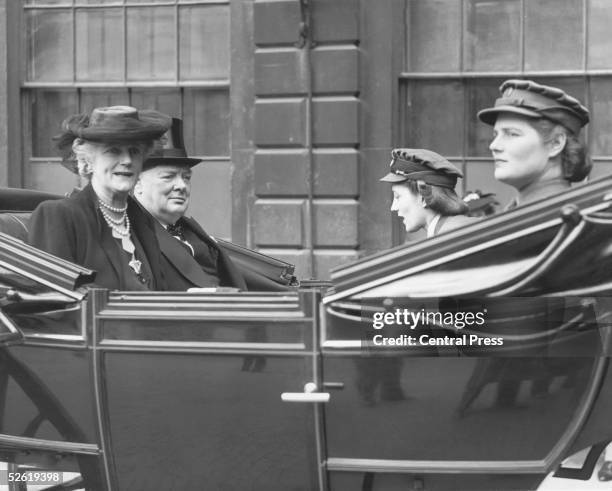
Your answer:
0,0 -> 612,489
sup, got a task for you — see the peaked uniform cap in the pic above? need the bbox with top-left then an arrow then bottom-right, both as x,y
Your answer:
143,117 -> 203,170
379,148 -> 463,189
477,79 -> 589,134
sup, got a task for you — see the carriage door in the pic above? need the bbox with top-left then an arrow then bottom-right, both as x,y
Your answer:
91,289 -> 323,490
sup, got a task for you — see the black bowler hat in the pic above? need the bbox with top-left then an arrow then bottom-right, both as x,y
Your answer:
143,118 -> 203,170
478,79 -> 589,135
379,148 -> 463,189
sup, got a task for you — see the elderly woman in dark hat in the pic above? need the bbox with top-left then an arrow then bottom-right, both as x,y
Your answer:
478,79 -> 591,210
380,148 -> 476,238
28,105 -> 171,290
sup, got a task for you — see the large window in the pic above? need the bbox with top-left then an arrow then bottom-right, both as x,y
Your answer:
22,0 -> 230,189
401,0 -> 612,205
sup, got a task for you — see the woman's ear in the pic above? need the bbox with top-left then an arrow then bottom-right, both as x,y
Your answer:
416,180 -> 429,208
548,129 -> 567,158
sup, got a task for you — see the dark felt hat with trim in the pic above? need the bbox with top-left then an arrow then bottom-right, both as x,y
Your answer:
56,106 -> 171,174
478,79 -> 589,134
379,148 -> 463,189
143,118 -> 202,170
61,105 -> 170,142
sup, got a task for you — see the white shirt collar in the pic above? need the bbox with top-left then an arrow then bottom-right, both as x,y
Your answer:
426,214 -> 442,238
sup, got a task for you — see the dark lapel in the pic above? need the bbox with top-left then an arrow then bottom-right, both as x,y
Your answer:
154,218 -> 210,287
182,217 -> 247,290
75,184 -> 123,286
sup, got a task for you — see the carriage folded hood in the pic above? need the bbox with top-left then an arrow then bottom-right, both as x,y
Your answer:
325,174 -> 612,303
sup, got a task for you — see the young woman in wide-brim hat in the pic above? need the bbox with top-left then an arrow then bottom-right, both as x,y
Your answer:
28,105 -> 171,290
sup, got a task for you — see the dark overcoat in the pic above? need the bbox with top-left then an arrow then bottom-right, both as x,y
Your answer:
28,183 -> 166,290
155,216 -> 247,291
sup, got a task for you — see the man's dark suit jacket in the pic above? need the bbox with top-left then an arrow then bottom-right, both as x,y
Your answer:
28,184 -> 166,290
154,216 -> 247,291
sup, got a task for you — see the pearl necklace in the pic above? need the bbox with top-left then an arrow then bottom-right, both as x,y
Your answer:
98,203 -> 143,278
100,209 -> 125,225
99,205 -> 131,237
98,198 -> 128,214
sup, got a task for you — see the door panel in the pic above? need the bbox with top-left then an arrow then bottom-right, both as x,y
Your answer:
104,352 -> 316,490
323,355 -> 594,461
95,290 -> 320,490
321,294 -> 609,490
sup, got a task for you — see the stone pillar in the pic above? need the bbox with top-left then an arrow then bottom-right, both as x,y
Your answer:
250,0 -> 361,279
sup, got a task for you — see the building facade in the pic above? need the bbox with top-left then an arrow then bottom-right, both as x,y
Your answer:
1,0 -> 611,279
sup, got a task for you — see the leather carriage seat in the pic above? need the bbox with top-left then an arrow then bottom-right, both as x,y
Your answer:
0,212 -> 31,242
0,188 -> 60,242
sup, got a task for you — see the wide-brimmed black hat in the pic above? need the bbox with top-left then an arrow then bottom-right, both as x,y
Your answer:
55,106 -> 171,173
62,105 -> 171,142
143,118 -> 202,170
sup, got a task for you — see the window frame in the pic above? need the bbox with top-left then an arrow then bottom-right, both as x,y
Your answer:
18,0 -> 232,190
396,0 -> 612,244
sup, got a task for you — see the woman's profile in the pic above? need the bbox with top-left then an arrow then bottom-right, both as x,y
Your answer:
380,148 -> 475,238
478,79 -> 590,210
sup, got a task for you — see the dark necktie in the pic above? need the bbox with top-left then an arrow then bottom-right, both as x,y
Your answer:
167,221 -> 186,241
167,221 -> 194,256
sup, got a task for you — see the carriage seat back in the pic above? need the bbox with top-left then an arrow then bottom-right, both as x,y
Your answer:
0,212 -> 31,242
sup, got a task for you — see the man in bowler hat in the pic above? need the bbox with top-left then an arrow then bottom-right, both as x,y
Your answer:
134,118 -> 247,291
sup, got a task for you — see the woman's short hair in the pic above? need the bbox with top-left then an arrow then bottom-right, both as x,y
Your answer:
531,119 -> 591,182
70,138 -> 154,179
404,179 -> 469,216
71,139 -> 95,178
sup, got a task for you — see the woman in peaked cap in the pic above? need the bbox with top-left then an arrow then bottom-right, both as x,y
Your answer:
380,148 -> 476,238
28,105 -> 171,290
478,79 -> 591,210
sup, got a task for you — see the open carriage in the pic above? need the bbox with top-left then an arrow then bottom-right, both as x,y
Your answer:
0,178 -> 611,490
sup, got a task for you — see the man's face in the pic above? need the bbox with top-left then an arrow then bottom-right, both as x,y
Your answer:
135,164 -> 192,225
